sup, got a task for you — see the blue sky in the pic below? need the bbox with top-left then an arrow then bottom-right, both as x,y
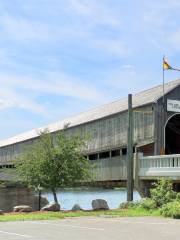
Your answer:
0,0 -> 180,139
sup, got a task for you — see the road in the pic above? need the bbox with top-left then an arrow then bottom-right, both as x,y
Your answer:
0,216 -> 179,240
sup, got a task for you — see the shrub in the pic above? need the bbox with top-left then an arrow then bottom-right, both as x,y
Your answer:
176,192 -> 180,201
160,201 -> 180,219
150,178 -> 176,207
139,198 -> 156,210
119,199 -> 157,210
119,201 -> 139,209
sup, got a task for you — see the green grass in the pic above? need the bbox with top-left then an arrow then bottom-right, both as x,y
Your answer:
0,208 -> 161,222
0,212 -> 64,222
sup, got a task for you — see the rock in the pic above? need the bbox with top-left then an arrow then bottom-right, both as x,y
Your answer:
41,202 -> 60,211
34,195 -> 49,210
40,196 -> 49,206
13,205 -> 32,212
92,199 -> 109,210
71,204 -> 83,211
0,210 -> 3,215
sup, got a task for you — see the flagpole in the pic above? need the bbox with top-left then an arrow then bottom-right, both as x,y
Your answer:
163,55 -> 165,107
161,55 -> 165,155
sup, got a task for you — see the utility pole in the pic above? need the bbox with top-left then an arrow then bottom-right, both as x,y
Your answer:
127,94 -> 133,201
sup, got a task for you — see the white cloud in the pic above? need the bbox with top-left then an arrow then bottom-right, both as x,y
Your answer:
167,29 -> 180,51
0,87 -> 47,115
0,99 -> 12,109
1,15 -> 51,41
0,72 -> 105,102
103,65 -> 157,96
67,0 -> 91,16
94,39 -> 129,57
0,71 -> 107,115
121,64 -> 135,70
67,0 -> 121,27
166,0 -> 180,7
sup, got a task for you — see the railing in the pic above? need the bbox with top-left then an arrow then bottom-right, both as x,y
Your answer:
139,154 -> 180,178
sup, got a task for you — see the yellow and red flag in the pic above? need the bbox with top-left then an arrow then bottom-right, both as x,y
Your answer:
163,58 -> 180,71
163,59 -> 172,70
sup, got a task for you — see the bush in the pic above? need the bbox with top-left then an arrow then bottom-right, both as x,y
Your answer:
160,201 -> 180,219
119,199 -> 156,210
119,201 -> 139,209
176,192 -> 180,201
150,178 -> 176,207
139,198 -> 156,210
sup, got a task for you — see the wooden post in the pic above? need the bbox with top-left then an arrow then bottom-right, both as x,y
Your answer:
134,152 -> 143,194
38,189 -> 41,211
127,94 -> 133,201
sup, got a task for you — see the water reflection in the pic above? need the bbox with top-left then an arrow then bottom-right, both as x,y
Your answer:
42,188 -> 141,210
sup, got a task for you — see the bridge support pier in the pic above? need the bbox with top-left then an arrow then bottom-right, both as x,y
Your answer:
137,180 -> 154,197
173,182 -> 180,192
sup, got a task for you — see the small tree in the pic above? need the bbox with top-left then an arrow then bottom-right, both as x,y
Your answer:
15,130 -> 91,203
150,178 -> 176,207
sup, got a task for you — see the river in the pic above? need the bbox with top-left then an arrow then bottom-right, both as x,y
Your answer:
42,188 -> 141,210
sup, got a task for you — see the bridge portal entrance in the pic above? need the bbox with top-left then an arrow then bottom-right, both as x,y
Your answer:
165,114 -> 180,154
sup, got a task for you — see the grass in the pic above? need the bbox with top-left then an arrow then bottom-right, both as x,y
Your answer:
0,208 -> 161,222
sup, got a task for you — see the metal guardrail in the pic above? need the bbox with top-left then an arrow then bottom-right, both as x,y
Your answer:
140,154 -> 180,168
139,154 -> 180,178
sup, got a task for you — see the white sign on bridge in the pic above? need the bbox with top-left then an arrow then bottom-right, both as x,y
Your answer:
167,99 -> 180,113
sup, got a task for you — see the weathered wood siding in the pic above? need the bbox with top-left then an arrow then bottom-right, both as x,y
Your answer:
0,104 -> 155,164
91,156 -> 127,181
66,104 -> 155,153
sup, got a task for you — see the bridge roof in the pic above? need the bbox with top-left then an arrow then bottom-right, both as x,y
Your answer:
0,79 -> 180,147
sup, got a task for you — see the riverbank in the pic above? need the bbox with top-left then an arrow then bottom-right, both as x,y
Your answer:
42,187 -> 141,210
0,208 -> 161,222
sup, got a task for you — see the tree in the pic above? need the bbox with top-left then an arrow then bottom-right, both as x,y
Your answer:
15,130 -> 91,203
150,178 -> 176,207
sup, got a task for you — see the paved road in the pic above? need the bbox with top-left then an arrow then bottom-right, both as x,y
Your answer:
0,216 -> 179,240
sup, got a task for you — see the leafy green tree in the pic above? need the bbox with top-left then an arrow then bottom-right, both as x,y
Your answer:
15,130 -> 91,203
150,178 -> 176,207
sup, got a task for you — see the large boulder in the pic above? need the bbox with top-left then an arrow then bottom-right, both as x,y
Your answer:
92,199 -> 109,210
41,202 -> 60,211
34,196 -> 49,210
71,204 -> 83,211
13,205 -> 32,212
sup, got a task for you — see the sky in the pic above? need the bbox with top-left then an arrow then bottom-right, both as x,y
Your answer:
0,0 -> 180,140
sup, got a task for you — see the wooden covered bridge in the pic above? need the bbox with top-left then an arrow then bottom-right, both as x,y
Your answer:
0,79 -> 180,195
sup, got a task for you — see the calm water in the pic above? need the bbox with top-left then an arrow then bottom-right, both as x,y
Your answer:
42,188 -> 141,210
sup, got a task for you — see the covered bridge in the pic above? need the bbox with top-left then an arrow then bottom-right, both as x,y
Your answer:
0,79 -> 180,183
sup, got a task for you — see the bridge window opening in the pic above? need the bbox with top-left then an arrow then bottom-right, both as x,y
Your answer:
99,151 -> 110,159
122,148 -> 127,155
0,164 -> 15,169
89,153 -> 98,161
165,114 -> 180,154
111,149 -> 120,157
